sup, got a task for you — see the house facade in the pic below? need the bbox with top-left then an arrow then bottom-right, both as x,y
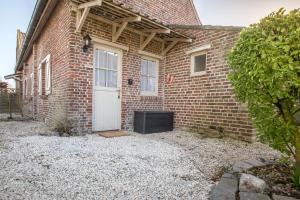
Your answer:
10,0 -> 255,141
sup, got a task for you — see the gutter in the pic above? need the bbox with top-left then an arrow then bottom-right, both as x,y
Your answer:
15,0 -> 58,72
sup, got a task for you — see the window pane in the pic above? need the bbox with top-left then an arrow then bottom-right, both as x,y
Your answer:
194,54 -> 206,72
141,76 -> 147,91
148,77 -> 156,92
95,69 -> 106,86
107,52 -> 117,70
107,71 -> 118,88
148,61 -> 157,77
98,50 -> 106,68
141,59 -> 148,76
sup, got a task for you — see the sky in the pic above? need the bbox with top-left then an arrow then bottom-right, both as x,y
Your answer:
0,0 -> 299,88
194,0 -> 300,26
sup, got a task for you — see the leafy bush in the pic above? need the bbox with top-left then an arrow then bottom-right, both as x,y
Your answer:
228,8 -> 300,182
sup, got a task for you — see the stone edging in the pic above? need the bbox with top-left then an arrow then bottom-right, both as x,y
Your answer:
210,159 -> 298,200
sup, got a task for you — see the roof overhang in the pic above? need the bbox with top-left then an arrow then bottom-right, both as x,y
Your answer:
15,0 -> 59,72
71,0 -> 193,56
4,73 -> 22,82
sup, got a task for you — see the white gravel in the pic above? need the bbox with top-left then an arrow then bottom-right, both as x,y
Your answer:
0,117 -> 279,200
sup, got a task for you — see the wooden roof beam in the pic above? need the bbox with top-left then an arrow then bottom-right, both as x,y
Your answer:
75,0 -> 103,33
112,21 -> 128,42
116,16 -> 141,23
140,32 -> 156,50
76,7 -> 91,33
164,38 -> 193,43
78,0 -> 102,9
162,41 -> 178,55
143,28 -> 171,34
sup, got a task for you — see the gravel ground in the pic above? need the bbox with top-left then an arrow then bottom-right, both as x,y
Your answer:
0,116 -> 279,200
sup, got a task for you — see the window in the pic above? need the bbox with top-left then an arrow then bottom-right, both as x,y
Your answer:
191,52 -> 207,76
38,55 -> 51,96
24,79 -> 27,97
30,73 -> 34,96
94,49 -> 118,88
141,57 -> 158,96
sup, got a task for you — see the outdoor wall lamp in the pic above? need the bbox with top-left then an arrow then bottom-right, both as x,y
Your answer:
83,34 -> 92,53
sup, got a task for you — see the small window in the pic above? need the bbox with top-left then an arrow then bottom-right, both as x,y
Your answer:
30,73 -> 34,96
38,55 -> 51,96
191,52 -> 207,76
24,79 -> 27,97
140,57 -> 158,96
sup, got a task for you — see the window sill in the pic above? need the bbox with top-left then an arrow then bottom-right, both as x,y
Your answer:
141,92 -> 158,97
191,71 -> 207,77
141,95 -> 160,101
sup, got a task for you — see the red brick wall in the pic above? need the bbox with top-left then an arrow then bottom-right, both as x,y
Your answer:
21,0 -> 72,125
164,28 -> 255,141
68,13 -> 165,132
22,53 -> 34,117
116,0 -> 200,25
19,1 -> 255,141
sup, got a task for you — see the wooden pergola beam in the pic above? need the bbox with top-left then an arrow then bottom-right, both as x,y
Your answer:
140,32 -> 156,50
143,28 -> 171,34
162,41 -> 178,55
112,21 -> 128,42
76,7 -> 91,33
116,16 -> 141,23
164,38 -> 193,43
78,0 -> 102,9
75,0 -> 102,33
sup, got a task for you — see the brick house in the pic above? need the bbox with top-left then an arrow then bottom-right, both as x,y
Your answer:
8,0 -> 255,141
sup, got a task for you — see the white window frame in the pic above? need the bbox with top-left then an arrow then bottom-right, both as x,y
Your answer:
191,51 -> 207,77
38,64 -> 42,95
140,56 -> 159,96
186,44 -> 211,77
38,54 -> 51,96
31,64 -> 34,96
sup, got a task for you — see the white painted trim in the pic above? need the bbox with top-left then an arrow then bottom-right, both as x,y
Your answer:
92,44 -> 123,132
38,54 -> 51,95
91,36 -> 129,51
138,50 -> 163,60
186,44 -> 211,55
140,56 -> 159,96
190,51 -> 207,77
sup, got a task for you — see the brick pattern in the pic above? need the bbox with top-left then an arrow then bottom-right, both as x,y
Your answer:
22,0 -> 72,125
68,13 -> 165,132
164,29 -> 255,141
22,53 -> 34,117
18,0 -> 255,141
115,0 -> 200,25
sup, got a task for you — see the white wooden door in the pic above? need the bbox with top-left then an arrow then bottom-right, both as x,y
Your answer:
93,46 -> 122,131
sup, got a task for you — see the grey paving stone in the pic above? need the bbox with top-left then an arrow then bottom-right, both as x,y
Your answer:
210,177 -> 238,200
273,194 -> 298,200
239,173 -> 267,193
222,173 -> 236,179
244,159 -> 265,168
239,192 -> 270,200
232,161 -> 253,172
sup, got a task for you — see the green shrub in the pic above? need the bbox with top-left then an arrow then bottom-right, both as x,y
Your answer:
228,8 -> 300,177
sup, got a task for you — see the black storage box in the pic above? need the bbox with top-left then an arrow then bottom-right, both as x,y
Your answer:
134,111 -> 174,134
